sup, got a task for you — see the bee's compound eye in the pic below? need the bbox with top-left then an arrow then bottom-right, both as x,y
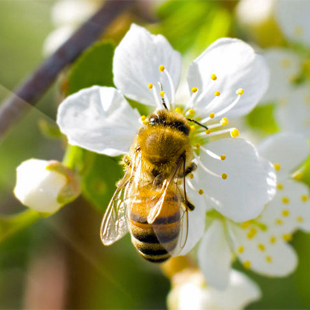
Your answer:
149,117 -> 157,125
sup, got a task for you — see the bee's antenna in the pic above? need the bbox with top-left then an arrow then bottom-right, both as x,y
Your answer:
158,82 -> 168,110
187,118 -> 209,130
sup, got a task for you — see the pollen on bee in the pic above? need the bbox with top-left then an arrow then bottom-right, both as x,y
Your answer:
222,173 -> 227,180
148,83 -> 153,89
188,109 -> 195,115
192,87 -> 198,93
220,117 -> 229,126
214,91 -> 221,97
143,120 -> 149,125
140,115 -> 146,121
159,65 -> 165,72
160,91 -> 165,97
230,128 -> 239,138
211,74 -> 217,81
220,154 -> 226,161
198,189 -> 204,195
175,107 -> 182,113
236,88 -> 244,95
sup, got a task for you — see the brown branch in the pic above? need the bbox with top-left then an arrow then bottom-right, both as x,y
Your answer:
0,0 -> 135,140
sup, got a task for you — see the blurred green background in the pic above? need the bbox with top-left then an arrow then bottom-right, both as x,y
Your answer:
1,0 -> 310,309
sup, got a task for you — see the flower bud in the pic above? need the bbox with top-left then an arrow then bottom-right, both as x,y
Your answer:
14,159 -> 80,214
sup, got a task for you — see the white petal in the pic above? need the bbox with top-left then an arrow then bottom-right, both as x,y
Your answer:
207,270 -> 261,309
197,139 -> 276,222
187,38 -> 269,119
228,221 -> 298,277
113,24 -> 182,106
180,184 -> 206,255
57,86 -> 140,156
275,0 -> 310,47
258,132 -> 309,181
275,84 -> 310,137
261,48 -> 300,103
14,159 -> 66,213
260,180 -> 310,235
198,220 -> 233,290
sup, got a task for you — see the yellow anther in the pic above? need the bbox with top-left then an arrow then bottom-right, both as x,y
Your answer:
196,144 -> 201,149
160,91 -> 165,97
159,65 -> 165,72
220,117 -> 229,126
270,236 -> 276,244
220,154 -> 226,161
198,189 -> 204,195
148,83 -> 153,89
230,128 -> 239,138
209,112 -> 215,119
205,129 -> 211,135
282,210 -> 290,217
190,125 -> 195,131
293,172 -> 302,181
277,184 -> 283,190
275,219 -> 283,225
214,91 -> 221,97
297,216 -> 304,222
189,173 -> 194,179
274,163 -> 281,171
283,234 -> 292,242
143,120 -> 149,125
188,109 -> 195,115
192,87 -> 198,93
238,246 -> 244,254
222,173 -> 227,180
140,115 -> 146,121
258,244 -> 265,252
302,195 -> 308,202
282,197 -> 290,204
236,88 -> 244,95
247,228 -> 257,239
211,74 -> 217,81
266,256 -> 272,263
243,261 -> 251,269
281,59 -> 291,68
175,107 -> 182,113
241,221 -> 251,229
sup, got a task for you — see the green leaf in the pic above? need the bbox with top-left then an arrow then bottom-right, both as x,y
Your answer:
0,210 -> 41,243
246,104 -> 279,134
81,153 -> 123,213
154,0 -> 232,55
67,41 -> 115,95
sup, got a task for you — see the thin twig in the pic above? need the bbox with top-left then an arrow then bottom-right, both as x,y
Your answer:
0,0 -> 135,140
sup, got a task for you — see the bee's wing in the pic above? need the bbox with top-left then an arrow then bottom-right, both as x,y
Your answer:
149,156 -> 190,257
100,152 -> 141,246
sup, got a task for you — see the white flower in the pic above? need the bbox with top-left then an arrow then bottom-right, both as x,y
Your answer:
57,24 -> 275,252
43,0 -> 102,56
167,268 -> 261,310
198,132 -> 310,290
14,159 -> 80,213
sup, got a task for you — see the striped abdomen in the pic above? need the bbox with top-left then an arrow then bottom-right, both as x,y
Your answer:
129,188 -> 180,263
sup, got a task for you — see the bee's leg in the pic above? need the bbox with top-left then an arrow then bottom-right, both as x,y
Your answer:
180,154 -> 195,211
153,172 -> 165,186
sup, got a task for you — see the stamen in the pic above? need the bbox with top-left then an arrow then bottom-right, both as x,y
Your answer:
148,83 -> 153,89
159,65 -> 176,109
214,91 -> 221,97
230,128 -> 239,138
214,92 -> 242,118
160,91 -> 165,97
175,107 -> 182,113
140,115 -> 146,121
185,90 -> 199,110
194,154 -> 224,179
236,88 -> 244,95
209,113 -> 215,119
198,189 -> 204,195
197,127 -> 239,138
192,87 -> 198,93
199,146 -> 223,160
220,117 -> 229,126
188,109 -> 195,116
150,85 -> 162,109
158,82 -> 170,110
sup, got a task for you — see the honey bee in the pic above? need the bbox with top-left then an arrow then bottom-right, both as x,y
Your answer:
100,108 -> 198,263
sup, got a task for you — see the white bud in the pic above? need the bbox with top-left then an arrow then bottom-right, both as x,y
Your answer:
14,159 -> 80,214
